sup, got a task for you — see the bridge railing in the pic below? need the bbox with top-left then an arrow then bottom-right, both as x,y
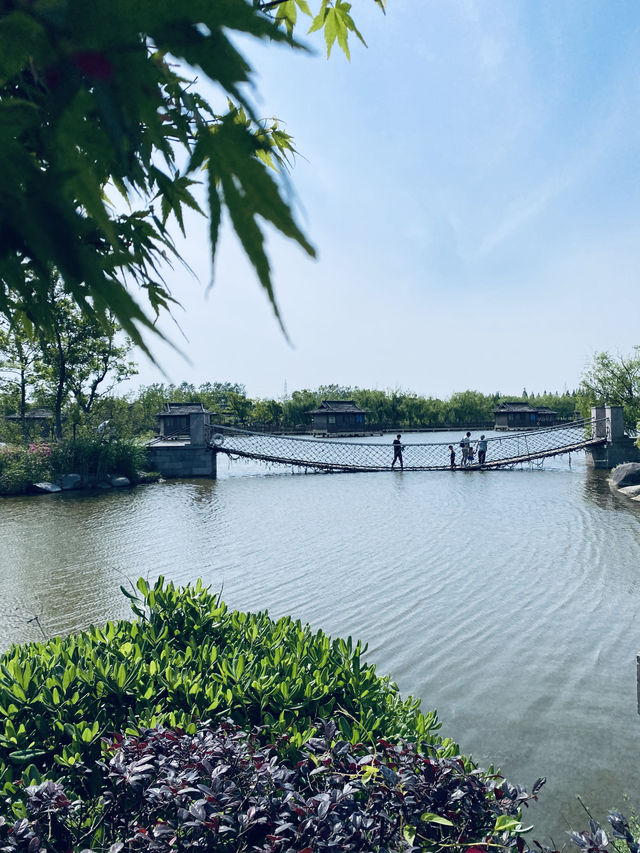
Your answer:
210,418 -> 606,471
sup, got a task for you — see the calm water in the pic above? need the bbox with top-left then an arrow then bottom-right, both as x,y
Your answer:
2,431 -> 640,843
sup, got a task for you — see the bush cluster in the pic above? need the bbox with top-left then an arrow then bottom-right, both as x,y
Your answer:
47,436 -> 146,485
0,445 -> 50,495
0,579 -> 445,794
0,437 -> 145,495
0,580 -> 559,851
0,719 -> 543,853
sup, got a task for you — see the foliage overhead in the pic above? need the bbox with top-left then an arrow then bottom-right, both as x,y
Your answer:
0,0 -> 382,353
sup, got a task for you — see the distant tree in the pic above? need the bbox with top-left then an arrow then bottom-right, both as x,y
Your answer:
350,389 -> 389,426
420,397 -> 447,427
446,391 -> 494,425
0,320 -> 40,437
529,391 -> 578,421
31,281 -> 137,439
579,348 -> 640,426
252,399 -> 283,427
226,392 -> 253,425
197,382 -> 247,415
282,390 -> 320,428
399,393 -> 423,428
316,384 -> 354,399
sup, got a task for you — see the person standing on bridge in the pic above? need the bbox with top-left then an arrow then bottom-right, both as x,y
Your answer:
448,445 -> 456,469
392,434 -> 404,469
460,431 -> 471,465
476,434 -> 487,466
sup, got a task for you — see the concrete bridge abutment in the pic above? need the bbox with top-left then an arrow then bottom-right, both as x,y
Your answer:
146,411 -> 217,478
586,405 -> 640,469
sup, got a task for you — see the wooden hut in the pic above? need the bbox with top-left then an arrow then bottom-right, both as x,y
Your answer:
494,402 -> 557,430
307,400 -> 368,435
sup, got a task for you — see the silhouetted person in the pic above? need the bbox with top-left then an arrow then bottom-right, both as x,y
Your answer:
448,445 -> 456,468
392,434 -> 404,469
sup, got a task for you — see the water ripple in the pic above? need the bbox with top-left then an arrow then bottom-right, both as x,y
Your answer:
2,459 -> 640,839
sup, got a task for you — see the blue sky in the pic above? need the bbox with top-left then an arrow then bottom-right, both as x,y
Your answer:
131,0 -> 640,400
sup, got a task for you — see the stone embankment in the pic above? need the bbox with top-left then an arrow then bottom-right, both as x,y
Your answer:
29,471 -> 160,495
610,463 -> 640,502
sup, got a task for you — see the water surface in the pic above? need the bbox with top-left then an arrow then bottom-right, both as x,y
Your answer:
2,433 -> 639,843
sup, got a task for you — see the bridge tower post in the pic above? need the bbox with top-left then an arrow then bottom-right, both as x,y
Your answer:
585,405 -> 640,469
591,406 -> 607,440
606,405 -> 625,442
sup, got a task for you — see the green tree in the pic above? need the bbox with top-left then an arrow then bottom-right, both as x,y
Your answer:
226,391 -> 253,425
446,390 -> 493,426
0,320 -> 40,437
399,393 -> 423,428
0,0 -> 382,352
420,396 -> 446,427
197,382 -> 247,415
32,283 -> 137,439
350,388 -> 395,426
282,389 -> 319,428
252,399 -> 283,427
579,347 -> 640,426
528,391 -> 578,421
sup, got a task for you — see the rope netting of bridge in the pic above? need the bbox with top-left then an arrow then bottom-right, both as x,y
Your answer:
209,418 -> 607,472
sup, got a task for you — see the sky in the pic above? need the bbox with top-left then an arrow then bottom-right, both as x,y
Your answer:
128,0 -> 640,401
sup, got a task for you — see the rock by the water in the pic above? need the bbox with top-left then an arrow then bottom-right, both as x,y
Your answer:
618,484 -> 640,498
610,463 -> 640,489
110,476 -> 131,488
60,473 -> 82,490
32,482 -> 62,494
137,471 -> 161,484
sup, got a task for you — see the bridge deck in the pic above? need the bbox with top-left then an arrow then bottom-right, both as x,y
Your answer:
211,422 -> 607,472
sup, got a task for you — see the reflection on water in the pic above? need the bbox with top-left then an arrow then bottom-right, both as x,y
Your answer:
1,440 -> 640,841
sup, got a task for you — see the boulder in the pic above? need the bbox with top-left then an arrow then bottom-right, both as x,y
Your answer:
137,471 -> 161,484
60,473 -> 82,490
610,463 -> 640,489
618,485 -> 640,498
31,482 -> 62,494
110,476 -> 131,488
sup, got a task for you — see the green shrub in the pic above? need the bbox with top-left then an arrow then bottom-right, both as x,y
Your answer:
0,719 -> 541,853
0,446 -> 51,496
0,578 -> 448,795
48,436 -> 146,484
0,437 -> 145,494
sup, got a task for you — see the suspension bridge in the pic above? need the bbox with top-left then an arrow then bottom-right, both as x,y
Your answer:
209,418 -> 608,473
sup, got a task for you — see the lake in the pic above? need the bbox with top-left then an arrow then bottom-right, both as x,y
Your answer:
2,430 -> 639,843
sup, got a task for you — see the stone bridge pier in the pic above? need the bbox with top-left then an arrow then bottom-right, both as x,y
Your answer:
586,405 -> 640,469
146,409 -> 217,478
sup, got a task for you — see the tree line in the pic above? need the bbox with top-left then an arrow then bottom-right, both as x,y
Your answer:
1,292 -> 637,441
0,371 -> 582,442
